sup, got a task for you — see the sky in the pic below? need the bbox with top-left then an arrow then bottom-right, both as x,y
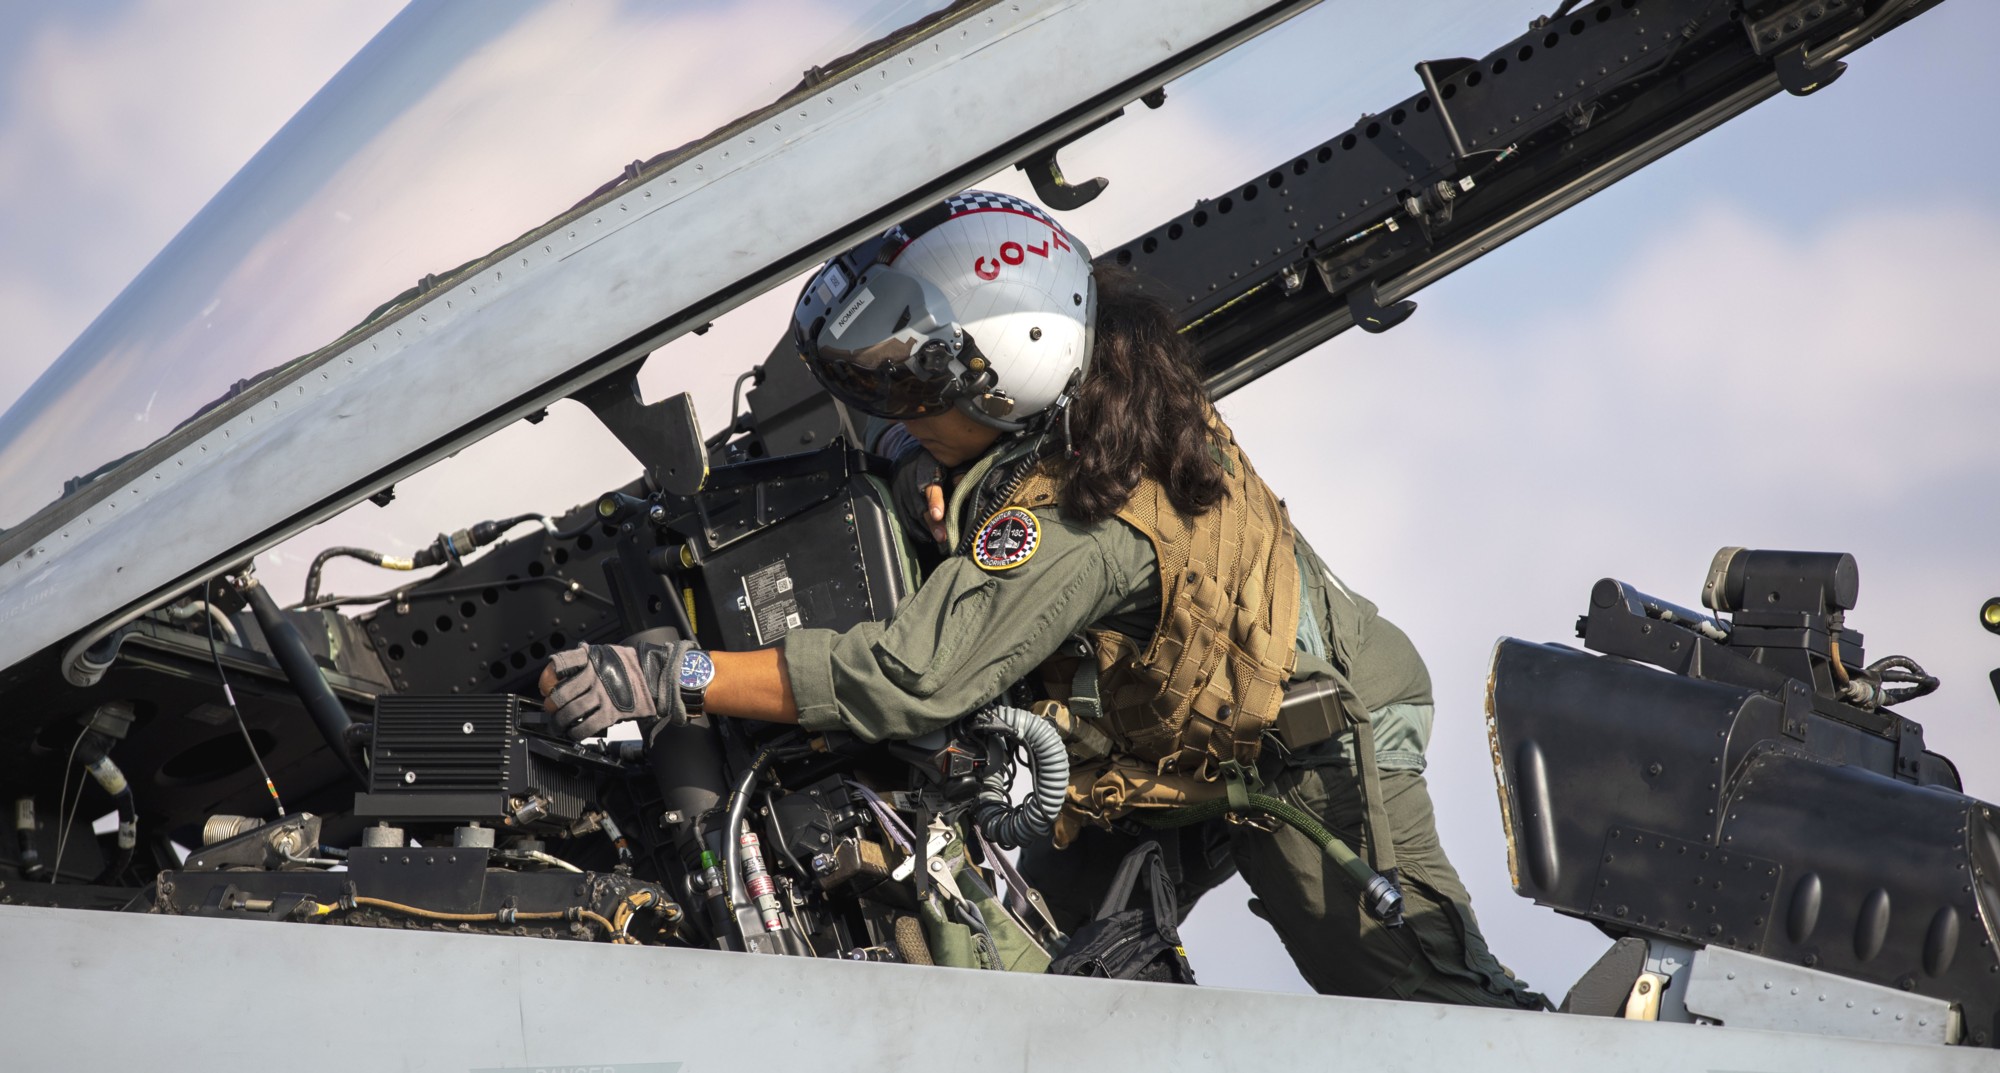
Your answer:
1,0 -> 1996,1002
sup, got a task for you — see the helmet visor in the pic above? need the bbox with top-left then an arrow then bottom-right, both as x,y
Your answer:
796,262 -> 968,420
812,338 -> 963,419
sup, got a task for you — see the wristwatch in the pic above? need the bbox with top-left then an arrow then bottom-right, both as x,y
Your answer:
676,648 -> 716,717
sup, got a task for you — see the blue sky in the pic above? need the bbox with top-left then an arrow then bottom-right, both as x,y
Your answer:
1,0 -> 1993,999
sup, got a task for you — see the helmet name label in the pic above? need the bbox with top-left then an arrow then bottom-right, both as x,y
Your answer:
828,287 -> 875,339
815,262 -> 850,305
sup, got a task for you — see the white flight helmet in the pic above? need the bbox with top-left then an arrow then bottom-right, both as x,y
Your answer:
793,191 -> 1095,431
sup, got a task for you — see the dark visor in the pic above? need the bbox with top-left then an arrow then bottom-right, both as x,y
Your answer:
795,257 -> 974,421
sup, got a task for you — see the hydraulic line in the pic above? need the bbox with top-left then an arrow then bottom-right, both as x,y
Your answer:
612,889 -> 674,939
1868,654 -> 1940,706
496,848 -> 584,873
300,547 -> 416,606
720,743 -> 792,946
298,515 -> 552,605
336,896 -> 628,942
163,600 -> 241,646
1827,631 -> 1884,708
971,705 -> 1068,848
79,750 -> 137,884
737,827 -> 785,935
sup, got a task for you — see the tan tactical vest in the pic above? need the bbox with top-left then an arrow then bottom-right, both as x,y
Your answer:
1004,417 -> 1301,844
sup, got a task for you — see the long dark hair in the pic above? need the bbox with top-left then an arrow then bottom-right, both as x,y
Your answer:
1052,273 -> 1227,525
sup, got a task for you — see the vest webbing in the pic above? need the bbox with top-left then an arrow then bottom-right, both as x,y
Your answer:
1008,417 -> 1300,789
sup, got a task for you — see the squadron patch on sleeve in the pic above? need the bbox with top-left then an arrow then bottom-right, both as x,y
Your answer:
971,507 -> 1041,571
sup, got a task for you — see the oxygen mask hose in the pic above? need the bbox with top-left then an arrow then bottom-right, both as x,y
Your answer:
970,705 -> 1068,848
1143,793 -> 1404,925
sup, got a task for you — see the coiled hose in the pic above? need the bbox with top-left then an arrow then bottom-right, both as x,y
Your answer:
971,706 -> 1068,848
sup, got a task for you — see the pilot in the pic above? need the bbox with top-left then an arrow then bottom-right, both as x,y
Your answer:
541,191 -> 1542,1007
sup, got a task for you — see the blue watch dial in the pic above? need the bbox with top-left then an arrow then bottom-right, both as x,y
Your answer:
677,649 -> 715,692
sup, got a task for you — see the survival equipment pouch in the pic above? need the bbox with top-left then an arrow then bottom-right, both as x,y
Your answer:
1044,840 -> 1196,984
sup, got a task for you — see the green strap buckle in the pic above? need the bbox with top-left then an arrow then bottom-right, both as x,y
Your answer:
1218,759 -> 1260,813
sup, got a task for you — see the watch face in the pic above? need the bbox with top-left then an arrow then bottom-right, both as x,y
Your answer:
677,649 -> 715,691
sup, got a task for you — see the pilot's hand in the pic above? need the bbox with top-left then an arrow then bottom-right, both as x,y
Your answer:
922,482 -> 947,544
541,641 -> 690,740
892,449 -> 950,546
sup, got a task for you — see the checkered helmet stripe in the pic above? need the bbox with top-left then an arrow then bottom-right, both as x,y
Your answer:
944,191 -> 1062,232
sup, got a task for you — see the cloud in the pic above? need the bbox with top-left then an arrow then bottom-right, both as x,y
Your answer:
0,1 -> 403,410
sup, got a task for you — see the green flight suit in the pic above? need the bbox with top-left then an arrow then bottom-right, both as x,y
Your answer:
781,439 -> 1542,1007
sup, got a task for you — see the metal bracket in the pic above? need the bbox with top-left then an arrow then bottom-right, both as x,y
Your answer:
574,370 -> 709,496
1779,679 -> 1811,743
1563,99 -> 1601,135
1016,141 -> 1109,211
1015,88 -> 1165,210
1346,280 -> 1417,334
1773,42 -> 1847,97
1892,715 -> 1926,782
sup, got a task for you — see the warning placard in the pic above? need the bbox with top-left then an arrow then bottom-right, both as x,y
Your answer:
742,559 -> 802,645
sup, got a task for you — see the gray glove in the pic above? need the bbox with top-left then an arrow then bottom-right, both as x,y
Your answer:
545,640 -> 694,740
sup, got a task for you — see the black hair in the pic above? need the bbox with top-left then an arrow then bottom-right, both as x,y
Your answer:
1051,274 -> 1227,524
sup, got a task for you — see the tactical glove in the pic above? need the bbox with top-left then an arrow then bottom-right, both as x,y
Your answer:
545,640 -> 694,740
